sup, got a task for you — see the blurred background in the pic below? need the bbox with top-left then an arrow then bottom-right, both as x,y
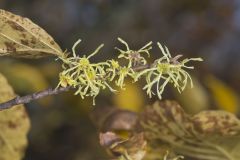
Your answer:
0,0 -> 240,159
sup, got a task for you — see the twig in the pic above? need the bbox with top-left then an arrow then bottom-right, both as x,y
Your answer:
132,64 -> 149,72
0,64 -> 150,111
0,86 -> 72,110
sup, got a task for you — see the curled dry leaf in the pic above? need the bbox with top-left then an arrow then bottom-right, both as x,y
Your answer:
0,73 -> 30,160
141,100 -> 240,160
0,9 -> 63,58
99,132 -> 125,148
91,106 -> 138,132
99,132 -> 147,160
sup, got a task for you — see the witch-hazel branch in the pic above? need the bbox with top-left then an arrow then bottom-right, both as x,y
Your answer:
57,38 -> 203,105
0,38 -> 202,109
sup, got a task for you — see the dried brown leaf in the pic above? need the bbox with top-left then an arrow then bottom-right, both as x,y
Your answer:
141,100 -> 240,160
0,9 -> 63,58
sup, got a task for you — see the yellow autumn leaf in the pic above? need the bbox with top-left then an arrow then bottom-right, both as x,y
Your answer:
0,61 -> 49,93
38,62 -> 61,80
205,75 -> 239,113
0,9 -> 63,58
0,73 -> 30,160
174,76 -> 209,114
0,61 -> 53,106
113,82 -> 144,112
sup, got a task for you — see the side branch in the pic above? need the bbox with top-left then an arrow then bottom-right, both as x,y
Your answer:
0,64 -> 149,111
0,86 -> 72,110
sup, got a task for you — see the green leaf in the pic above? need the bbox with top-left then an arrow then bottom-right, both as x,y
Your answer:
0,73 -> 30,160
141,100 -> 240,160
0,9 -> 63,58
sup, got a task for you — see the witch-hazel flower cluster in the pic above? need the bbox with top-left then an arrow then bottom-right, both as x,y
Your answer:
57,38 -> 203,105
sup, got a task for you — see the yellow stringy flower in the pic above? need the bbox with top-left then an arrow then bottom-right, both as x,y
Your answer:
137,42 -> 203,99
57,38 -> 202,105
116,37 -> 152,67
